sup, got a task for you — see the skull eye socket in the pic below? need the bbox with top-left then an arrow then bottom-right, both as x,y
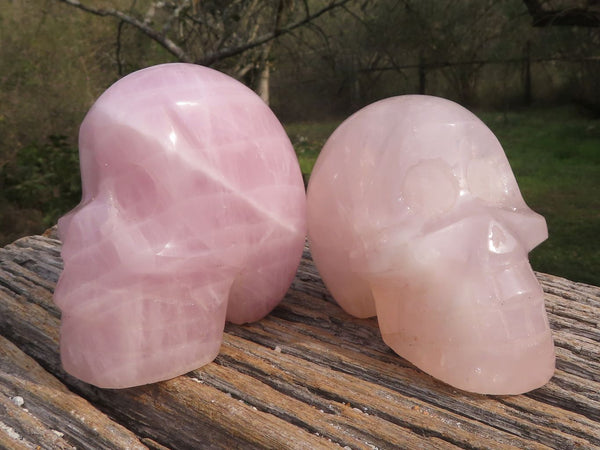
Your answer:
403,159 -> 458,217
466,158 -> 514,204
112,165 -> 159,220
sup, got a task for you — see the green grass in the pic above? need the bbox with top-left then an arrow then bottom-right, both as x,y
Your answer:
284,121 -> 340,175
480,107 -> 600,286
285,106 -> 600,287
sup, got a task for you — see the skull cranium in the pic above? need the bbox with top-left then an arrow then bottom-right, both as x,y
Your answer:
307,95 -> 554,394
54,64 -> 306,388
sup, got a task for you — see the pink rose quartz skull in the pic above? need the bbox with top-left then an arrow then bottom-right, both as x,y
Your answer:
307,95 -> 555,394
54,63 -> 306,388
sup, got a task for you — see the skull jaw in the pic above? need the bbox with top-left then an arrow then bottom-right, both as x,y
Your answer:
380,327 -> 555,395
60,328 -> 223,390
59,280 -> 230,389
370,271 -> 555,395
55,207 -> 307,387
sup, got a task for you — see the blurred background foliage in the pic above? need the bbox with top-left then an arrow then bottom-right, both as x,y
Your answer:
0,0 -> 599,285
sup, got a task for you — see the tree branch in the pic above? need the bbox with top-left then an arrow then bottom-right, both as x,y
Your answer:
522,0 -> 600,27
56,0 -> 352,67
116,20 -> 125,76
362,54 -> 600,73
198,0 -> 352,65
55,0 -> 193,62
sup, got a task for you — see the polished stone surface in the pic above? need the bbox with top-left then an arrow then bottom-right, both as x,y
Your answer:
55,63 -> 306,388
307,95 -> 554,394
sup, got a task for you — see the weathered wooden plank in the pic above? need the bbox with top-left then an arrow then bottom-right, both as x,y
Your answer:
210,332 -> 535,449
222,317 -> 597,449
1,234 -> 599,449
1,335 -> 147,449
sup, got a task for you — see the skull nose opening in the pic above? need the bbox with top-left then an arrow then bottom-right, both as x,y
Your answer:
58,198 -> 111,254
57,212 -> 74,242
488,221 -> 518,254
57,197 -> 94,242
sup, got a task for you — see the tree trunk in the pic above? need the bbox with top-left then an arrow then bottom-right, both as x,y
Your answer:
256,60 -> 271,105
350,56 -> 361,110
523,40 -> 532,105
418,56 -> 426,95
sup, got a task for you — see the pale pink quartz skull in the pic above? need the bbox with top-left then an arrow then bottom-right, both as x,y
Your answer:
54,63 -> 306,388
307,95 -> 555,394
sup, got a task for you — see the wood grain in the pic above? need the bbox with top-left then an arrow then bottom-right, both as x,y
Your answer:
1,233 -> 599,449
0,335 -> 147,450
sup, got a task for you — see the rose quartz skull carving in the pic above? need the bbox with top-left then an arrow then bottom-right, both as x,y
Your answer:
307,95 -> 555,394
54,63 -> 306,388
